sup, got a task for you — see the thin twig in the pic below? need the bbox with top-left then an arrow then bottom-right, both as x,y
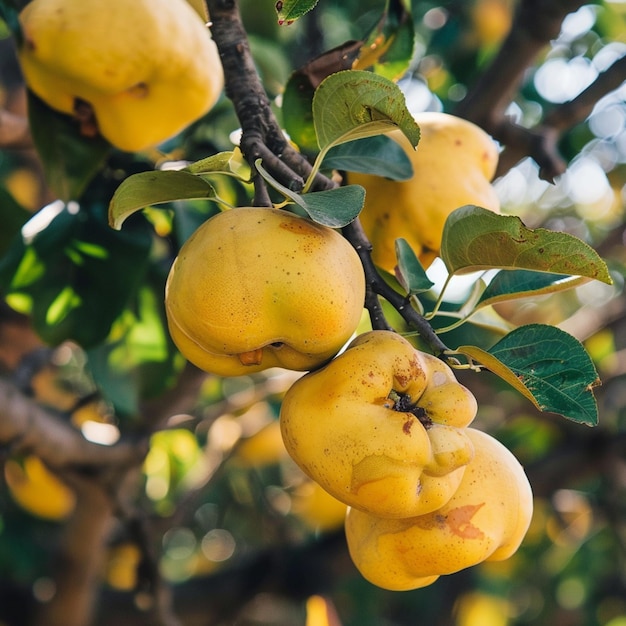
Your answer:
342,219 -> 449,355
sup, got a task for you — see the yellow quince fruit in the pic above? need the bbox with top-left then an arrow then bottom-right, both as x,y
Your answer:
280,330 -> 478,519
18,0 -> 223,152
165,207 -> 366,376
5,455 -> 76,521
345,428 -> 534,591
291,479 -> 348,533
347,111 -> 500,271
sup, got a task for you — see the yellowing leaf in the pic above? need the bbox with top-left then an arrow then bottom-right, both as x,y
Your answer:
312,70 -> 420,152
441,205 -> 612,284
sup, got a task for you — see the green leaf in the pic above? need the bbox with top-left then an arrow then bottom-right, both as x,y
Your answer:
27,91 -> 111,202
0,1 -> 23,42
312,70 -> 421,152
353,0 -> 415,81
255,159 -> 363,227
459,324 -> 600,425
477,269 -> 587,309
395,238 -> 434,294
441,205 -> 613,284
0,201 -> 152,348
282,41 -> 364,154
322,135 -> 413,180
108,170 -> 217,230
87,284 -> 181,418
300,186 -> 365,228
282,72 -> 320,153
185,149 -> 251,180
275,0 -> 319,25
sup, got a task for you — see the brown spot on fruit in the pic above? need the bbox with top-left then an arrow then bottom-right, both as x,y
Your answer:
279,219 -> 324,236
446,503 -> 485,539
127,82 -> 149,99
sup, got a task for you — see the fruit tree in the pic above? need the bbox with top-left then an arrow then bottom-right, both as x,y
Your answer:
1,0 -> 626,625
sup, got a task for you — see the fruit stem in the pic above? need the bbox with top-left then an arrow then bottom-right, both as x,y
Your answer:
388,390 -> 433,429
343,219 -> 450,357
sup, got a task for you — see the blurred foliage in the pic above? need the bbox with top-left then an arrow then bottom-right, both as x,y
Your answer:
1,1 -> 626,625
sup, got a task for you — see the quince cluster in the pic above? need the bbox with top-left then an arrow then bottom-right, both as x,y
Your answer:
281,330 -> 534,591
163,205 -> 533,591
17,0 -> 533,591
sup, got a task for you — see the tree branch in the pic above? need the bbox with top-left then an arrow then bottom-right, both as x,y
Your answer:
207,0 -> 307,201
457,0 -> 588,124
0,377 -> 145,470
544,55 -> 626,131
33,477 -> 115,626
0,108 -> 32,149
206,0 -> 450,355
342,219 -> 449,355
455,0 -> 588,180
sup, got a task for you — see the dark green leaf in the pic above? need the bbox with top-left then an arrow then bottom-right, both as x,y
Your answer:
312,70 -> 421,151
322,135 -> 413,180
275,0 -> 319,25
255,159 -> 363,227
395,238 -> 434,294
477,269 -> 587,309
459,324 -> 600,425
27,91 -> 111,202
86,283 -> 181,418
0,1 -> 23,41
441,205 -> 613,284
1,201 -> 152,348
299,186 -> 365,228
0,187 -> 31,255
109,170 -> 217,230
282,72 -> 319,153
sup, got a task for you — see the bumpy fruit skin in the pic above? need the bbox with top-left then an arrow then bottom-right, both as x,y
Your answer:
345,428 -> 534,591
280,330 -> 478,519
18,0 -> 223,152
165,208 -> 366,377
347,112 -> 500,271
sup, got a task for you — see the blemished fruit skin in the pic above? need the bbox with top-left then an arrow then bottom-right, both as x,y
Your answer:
280,330 -> 478,519
347,111 -> 500,271
18,0 -> 223,152
165,208 -> 366,377
345,428 -> 534,591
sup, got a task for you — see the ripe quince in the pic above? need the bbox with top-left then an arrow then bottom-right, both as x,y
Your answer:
5,455 -> 76,521
165,207 -> 366,377
18,0 -> 223,152
345,428 -> 533,591
346,111 -> 500,271
280,330 -> 478,519
291,479 -> 348,533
